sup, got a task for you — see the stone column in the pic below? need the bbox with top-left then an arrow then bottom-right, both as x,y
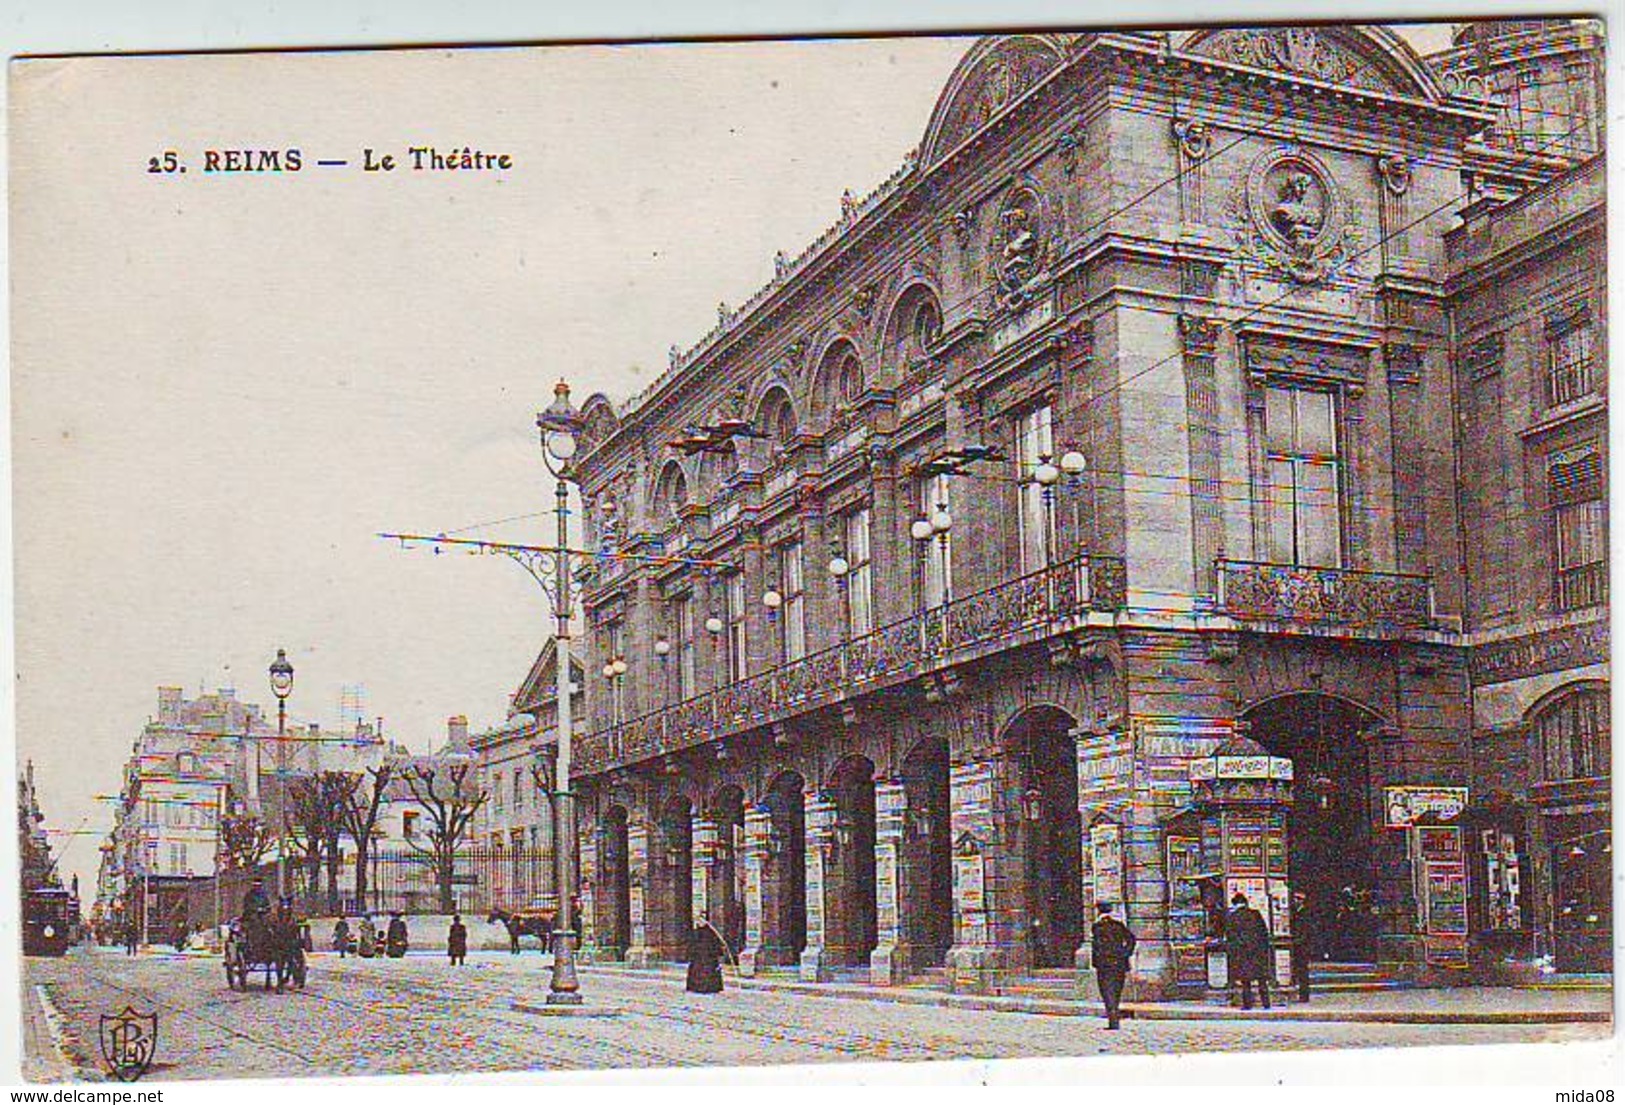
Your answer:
624,820 -> 656,968
799,789 -> 837,982
869,779 -> 907,984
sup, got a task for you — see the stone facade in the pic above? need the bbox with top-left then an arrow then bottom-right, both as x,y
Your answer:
1447,150 -> 1608,974
554,23 -> 1607,995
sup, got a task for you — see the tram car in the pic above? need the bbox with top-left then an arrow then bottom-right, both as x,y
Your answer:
23,887 -> 75,957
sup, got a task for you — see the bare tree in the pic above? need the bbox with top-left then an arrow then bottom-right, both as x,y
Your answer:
402,763 -> 487,914
286,773 -> 351,914
336,763 -> 393,915
218,802 -> 275,872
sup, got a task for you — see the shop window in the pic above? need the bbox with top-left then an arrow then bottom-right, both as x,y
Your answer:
1535,688 -> 1610,783
1263,384 -> 1341,568
1549,449 -> 1606,611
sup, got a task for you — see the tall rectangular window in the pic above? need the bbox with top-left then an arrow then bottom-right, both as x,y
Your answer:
845,506 -> 874,636
1016,404 -> 1055,573
674,595 -> 696,698
605,620 -> 625,723
1547,312 -> 1596,408
726,573 -> 748,682
1550,449 -> 1606,611
921,473 -> 953,607
1264,385 -> 1341,568
780,540 -> 806,661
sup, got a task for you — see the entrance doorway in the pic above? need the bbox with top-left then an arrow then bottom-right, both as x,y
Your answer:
707,785 -> 747,959
900,738 -> 953,968
598,805 -> 632,959
1005,707 -> 1083,969
827,756 -> 878,967
1244,692 -> 1379,963
762,771 -> 807,963
656,795 -> 693,961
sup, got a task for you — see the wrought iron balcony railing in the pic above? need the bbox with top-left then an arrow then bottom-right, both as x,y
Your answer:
576,554 -> 1126,775
1215,559 -> 1435,633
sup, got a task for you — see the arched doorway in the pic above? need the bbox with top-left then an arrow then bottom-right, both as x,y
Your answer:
761,771 -> 807,964
597,805 -> 632,959
1243,692 -> 1380,964
899,738 -> 952,969
656,794 -> 694,961
707,785 -> 747,958
826,756 -> 878,967
1005,707 -> 1083,969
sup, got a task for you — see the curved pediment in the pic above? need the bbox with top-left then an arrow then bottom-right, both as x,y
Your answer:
920,35 -> 1076,167
1177,25 -> 1446,102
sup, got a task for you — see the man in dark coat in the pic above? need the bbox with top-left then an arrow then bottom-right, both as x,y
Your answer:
386,912 -> 409,958
1090,902 -> 1137,1029
1225,892 -> 1273,1009
448,914 -> 468,966
685,914 -> 725,994
1289,891 -> 1311,1003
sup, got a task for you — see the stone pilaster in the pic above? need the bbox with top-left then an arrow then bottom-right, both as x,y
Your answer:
576,826 -> 599,964
799,789 -> 836,981
624,820 -> 656,968
738,806 -> 772,976
945,757 -> 1021,993
869,779 -> 908,984
691,815 -> 718,925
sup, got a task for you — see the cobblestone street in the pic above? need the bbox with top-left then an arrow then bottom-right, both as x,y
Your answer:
23,948 -> 1610,1082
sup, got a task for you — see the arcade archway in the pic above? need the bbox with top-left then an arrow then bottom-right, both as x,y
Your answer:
1243,692 -> 1381,963
825,755 -> 878,967
1005,707 -> 1083,969
597,805 -> 632,959
899,738 -> 952,968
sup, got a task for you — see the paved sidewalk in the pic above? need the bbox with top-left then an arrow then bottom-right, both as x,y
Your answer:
583,962 -> 1613,1025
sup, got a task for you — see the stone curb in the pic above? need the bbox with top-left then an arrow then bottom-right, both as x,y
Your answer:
583,964 -> 1612,1026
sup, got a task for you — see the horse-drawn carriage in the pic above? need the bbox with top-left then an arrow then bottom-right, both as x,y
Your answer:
488,898 -> 582,955
224,911 -> 307,992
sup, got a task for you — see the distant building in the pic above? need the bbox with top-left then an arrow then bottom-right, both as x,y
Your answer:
471,641 -> 584,910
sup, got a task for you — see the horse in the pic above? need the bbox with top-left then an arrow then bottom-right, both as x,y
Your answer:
224,912 -> 307,992
488,908 -> 555,955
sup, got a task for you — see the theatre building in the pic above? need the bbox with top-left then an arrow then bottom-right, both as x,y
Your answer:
561,24 -> 1608,996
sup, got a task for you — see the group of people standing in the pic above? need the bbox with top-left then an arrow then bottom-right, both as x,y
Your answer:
330,912 -> 410,959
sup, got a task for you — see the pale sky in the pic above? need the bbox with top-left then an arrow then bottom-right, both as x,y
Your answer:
11,23 -> 1457,900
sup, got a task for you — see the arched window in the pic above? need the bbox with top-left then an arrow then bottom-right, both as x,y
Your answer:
838,354 -> 864,406
912,298 -> 942,354
758,388 -> 797,450
1535,687 -> 1610,782
655,462 -> 689,525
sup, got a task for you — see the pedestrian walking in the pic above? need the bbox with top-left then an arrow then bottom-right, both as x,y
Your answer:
332,917 -> 352,958
1225,892 -> 1273,1010
1290,891 -> 1311,1003
685,914 -> 726,994
1090,902 -> 1137,1029
448,914 -> 468,966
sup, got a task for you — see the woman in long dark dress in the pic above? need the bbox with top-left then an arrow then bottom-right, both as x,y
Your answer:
685,915 -> 725,994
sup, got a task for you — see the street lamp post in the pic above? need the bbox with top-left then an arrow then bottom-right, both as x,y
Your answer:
268,649 -> 295,898
538,380 -> 586,1007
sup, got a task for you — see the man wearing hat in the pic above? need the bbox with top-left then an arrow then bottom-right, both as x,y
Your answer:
1090,902 -> 1137,1029
1225,891 -> 1274,1009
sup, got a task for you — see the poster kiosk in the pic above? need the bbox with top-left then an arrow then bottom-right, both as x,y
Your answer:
1172,735 -> 1297,997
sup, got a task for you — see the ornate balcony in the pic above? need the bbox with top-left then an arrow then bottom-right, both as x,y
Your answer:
1215,559 -> 1435,634
578,554 -> 1126,774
